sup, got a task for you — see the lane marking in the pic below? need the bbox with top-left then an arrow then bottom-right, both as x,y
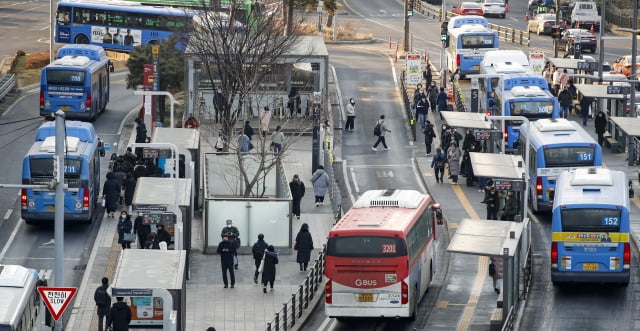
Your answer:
349,167 -> 360,194
4,209 -> 12,220
0,218 -> 23,262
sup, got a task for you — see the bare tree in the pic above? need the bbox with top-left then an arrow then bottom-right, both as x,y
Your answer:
187,1 -> 310,197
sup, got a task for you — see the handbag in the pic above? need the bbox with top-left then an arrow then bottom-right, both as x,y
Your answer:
258,253 -> 265,273
101,197 -> 106,208
294,243 -> 299,250
123,232 -> 136,242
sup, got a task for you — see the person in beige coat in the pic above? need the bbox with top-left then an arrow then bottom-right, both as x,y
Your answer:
260,106 -> 272,137
489,256 -> 504,294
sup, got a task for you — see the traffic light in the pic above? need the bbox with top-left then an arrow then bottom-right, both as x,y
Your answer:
408,0 -> 414,16
441,22 -> 449,47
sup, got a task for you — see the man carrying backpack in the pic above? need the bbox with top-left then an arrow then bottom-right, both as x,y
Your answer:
94,277 -> 112,331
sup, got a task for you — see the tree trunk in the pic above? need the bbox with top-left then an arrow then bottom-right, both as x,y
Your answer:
286,0 -> 294,36
326,14 -> 334,28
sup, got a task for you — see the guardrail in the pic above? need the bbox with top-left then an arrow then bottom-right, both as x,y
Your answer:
265,246 -> 325,331
414,1 -> 530,47
400,71 -> 418,141
0,74 -> 16,101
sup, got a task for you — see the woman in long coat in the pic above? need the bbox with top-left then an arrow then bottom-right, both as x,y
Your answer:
261,245 -> 278,293
295,223 -> 314,271
489,256 -> 504,294
447,142 -> 462,184
123,172 -> 136,209
102,172 -> 121,218
117,211 -> 133,250
289,174 -> 305,219
311,165 -> 330,207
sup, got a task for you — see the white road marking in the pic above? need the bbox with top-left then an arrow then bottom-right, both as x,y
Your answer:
349,167 -> 360,194
41,238 -> 55,246
3,209 -> 12,220
0,219 -> 23,261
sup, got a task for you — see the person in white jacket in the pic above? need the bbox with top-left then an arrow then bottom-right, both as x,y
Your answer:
344,98 -> 356,131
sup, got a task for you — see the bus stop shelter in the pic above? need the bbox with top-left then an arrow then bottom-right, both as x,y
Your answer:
574,84 -> 628,152
609,117 -> 640,165
448,219 -> 529,327
441,112 -> 498,152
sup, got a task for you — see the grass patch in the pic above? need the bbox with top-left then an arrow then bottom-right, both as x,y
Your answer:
12,53 -> 44,88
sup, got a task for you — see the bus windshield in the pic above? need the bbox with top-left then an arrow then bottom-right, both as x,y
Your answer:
544,146 -> 596,167
327,236 -> 407,258
461,35 -> 495,49
509,100 -> 554,116
46,69 -> 85,86
560,208 -> 622,232
30,158 -> 82,177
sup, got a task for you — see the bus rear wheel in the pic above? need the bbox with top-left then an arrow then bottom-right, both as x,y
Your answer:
75,35 -> 90,44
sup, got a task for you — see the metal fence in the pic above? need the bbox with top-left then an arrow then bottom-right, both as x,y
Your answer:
400,71 -> 418,141
265,247 -> 326,331
606,2 -> 640,29
453,79 -> 468,112
414,1 -> 530,47
0,74 -> 15,101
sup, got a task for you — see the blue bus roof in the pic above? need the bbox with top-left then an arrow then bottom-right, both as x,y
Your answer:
58,0 -> 194,15
553,168 -> 628,208
520,119 -> 598,148
46,55 -> 108,73
57,45 -> 107,62
448,16 -> 489,29
35,121 -> 97,143
499,73 -> 549,91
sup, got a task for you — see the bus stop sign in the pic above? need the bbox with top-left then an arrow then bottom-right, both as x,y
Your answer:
37,287 -> 77,321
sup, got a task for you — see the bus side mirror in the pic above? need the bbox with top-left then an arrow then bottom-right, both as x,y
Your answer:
431,204 -> 443,225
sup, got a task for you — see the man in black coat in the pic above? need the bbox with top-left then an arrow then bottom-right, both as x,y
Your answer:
108,297 -> 132,331
94,277 -> 111,331
155,224 -> 171,247
217,235 -> 237,288
243,121 -> 255,141
252,233 -> 269,284
133,214 -> 151,249
289,174 -> 305,219
220,219 -> 240,269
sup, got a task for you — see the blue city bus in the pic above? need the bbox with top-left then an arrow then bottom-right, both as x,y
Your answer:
40,45 -> 110,121
551,167 -> 630,286
446,16 -> 499,78
519,118 -> 602,213
55,0 -> 194,52
494,73 -> 559,152
478,50 -> 530,113
21,121 -> 104,224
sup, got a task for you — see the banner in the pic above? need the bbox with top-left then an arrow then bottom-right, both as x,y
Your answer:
406,53 -> 422,85
529,52 -> 545,73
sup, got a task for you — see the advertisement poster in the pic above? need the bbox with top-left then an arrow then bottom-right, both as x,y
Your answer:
128,296 -> 165,326
529,52 -> 545,73
406,53 -> 422,85
91,26 -> 141,46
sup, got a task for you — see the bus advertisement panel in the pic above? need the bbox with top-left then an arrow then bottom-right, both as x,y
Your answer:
551,168 -> 630,285
519,118 -> 603,213
324,190 -> 441,319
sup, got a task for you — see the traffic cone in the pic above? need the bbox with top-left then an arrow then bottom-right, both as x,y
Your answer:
590,24 -> 594,34
525,13 -> 529,21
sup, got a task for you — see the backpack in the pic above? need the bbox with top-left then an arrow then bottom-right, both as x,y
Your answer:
373,122 -> 381,136
434,154 -> 445,168
94,286 -> 110,307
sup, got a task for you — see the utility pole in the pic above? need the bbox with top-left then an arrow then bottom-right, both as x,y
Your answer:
404,0 -> 411,52
54,110 -> 65,331
597,0 -> 606,83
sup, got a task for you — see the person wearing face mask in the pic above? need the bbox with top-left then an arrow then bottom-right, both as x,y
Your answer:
117,211 -> 133,249
221,219 -> 240,269
344,98 -> 356,132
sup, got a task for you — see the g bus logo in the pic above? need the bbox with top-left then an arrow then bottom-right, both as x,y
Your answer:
355,279 -> 377,287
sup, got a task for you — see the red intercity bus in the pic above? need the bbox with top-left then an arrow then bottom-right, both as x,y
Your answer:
324,189 -> 442,319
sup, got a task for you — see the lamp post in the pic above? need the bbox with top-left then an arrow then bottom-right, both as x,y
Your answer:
614,27 -> 639,118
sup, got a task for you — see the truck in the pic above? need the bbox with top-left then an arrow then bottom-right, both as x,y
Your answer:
569,1 -> 600,31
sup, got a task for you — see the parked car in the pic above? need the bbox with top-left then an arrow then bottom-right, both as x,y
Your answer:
558,28 -> 597,54
527,13 -> 567,35
452,2 -> 484,16
481,0 -> 507,18
612,55 -> 640,77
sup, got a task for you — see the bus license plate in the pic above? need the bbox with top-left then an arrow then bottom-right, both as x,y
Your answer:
583,263 -> 598,271
473,65 -> 480,70
48,205 -> 55,212
60,106 -> 70,111
358,293 -> 374,302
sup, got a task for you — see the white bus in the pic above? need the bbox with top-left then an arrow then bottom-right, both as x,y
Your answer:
0,265 -> 44,331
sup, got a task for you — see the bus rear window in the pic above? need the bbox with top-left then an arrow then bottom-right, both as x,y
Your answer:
30,158 -> 82,178
46,69 -> 85,86
461,35 -> 495,49
560,209 -> 622,232
510,100 -> 554,116
544,146 -> 595,167
327,236 -> 407,258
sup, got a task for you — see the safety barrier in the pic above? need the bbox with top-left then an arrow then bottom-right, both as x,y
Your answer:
265,247 -> 326,331
400,71 -> 418,141
414,1 -> 530,47
0,74 -> 16,101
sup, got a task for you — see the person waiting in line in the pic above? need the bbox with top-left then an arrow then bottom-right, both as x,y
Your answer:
220,219 -> 240,269
502,191 -> 518,221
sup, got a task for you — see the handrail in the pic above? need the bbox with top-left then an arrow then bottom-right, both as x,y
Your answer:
414,1 -> 530,47
0,74 -> 16,101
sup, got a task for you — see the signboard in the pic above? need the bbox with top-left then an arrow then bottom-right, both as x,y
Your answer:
38,287 -> 78,321
113,288 -> 153,297
494,180 -> 513,190
112,288 -> 165,326
471,78 -> 479,113
142,148 -> 173,159
128,210 -> 177,245
607,85 -> 631,95
573,36 -> 581,59
576,61 -> 597,71
474,130 -> 491,140
529,52 -> 545,73
406,53 -> 422,85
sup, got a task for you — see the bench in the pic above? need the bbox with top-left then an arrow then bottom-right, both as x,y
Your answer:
490,308 -> 503,331
605,136 -> 622,153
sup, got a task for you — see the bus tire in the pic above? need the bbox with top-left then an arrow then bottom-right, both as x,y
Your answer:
75,34 -> 90,44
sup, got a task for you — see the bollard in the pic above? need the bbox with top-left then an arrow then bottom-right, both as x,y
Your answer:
395,44 -> 399,62
389,36 -> 392,49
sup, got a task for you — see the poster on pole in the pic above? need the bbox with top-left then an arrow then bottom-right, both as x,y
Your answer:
529,52 -> 545,73
406,53 -> 423,85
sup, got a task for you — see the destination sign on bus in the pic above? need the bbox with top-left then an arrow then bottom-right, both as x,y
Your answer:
143,148 -> 172,159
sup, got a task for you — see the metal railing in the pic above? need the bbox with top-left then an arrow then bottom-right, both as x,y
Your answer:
265,247 -> 326,331
0,74 -> 16,101
414,1 -> 530,46
453,79 -> 468,112
323,149 -> 342,222
400,71 -> 418,141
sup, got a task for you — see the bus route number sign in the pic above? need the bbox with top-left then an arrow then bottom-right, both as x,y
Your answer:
601,216 -> 619,226
142,148 -> 172,159
494,180 -> 512,190
474,130 -> 490,140
382,244 -> 396,254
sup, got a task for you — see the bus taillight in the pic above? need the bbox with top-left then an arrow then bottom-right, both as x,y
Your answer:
85,93 -> 92,110
551,242 -> 558,266
401,280 -> 408,304
536,177 -> 543,196
21,188 -> 27,208
39,91 -> 44,109
624,243 -> 631,267
325,280 -> 332,304
83,189 -> 90,209
456,54 -> 461,68
503,127 -> 508,142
